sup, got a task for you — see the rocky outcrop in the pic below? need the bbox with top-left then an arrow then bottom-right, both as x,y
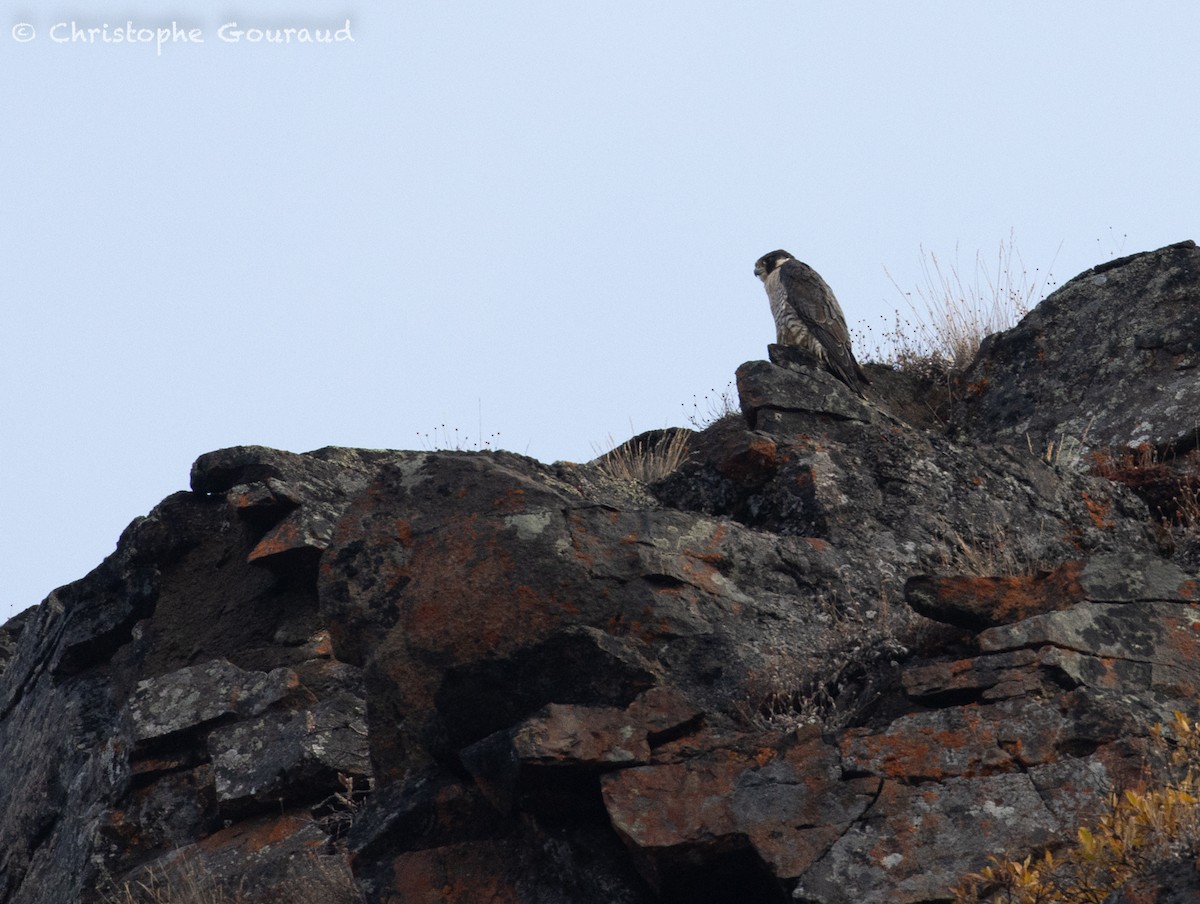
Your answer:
958,239 -> 1200,453
2,242 -> 1200,903
0,455 -> 374,903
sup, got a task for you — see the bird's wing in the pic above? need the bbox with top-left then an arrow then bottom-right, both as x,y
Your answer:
778,260 -> 854,352
779,259 -> 869,396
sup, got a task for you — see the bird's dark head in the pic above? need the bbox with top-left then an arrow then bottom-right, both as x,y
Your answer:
754,250 -> 794,281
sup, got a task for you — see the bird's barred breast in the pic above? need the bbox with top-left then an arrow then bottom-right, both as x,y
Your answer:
767,273 -> 825,359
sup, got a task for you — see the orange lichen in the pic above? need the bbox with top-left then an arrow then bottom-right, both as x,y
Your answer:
402,514 -> 562,658
247,520 -> 307,562
1081,490 -> 1115,529
490,488 -> 526,511
920,563 -> 1084,625
198,814 -> 312,856
395,519 -> 413,546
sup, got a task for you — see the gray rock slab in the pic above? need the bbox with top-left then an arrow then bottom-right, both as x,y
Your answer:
130,659 -> 297,743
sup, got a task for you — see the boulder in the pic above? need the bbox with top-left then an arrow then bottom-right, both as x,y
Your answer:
957,240 -> 1200,453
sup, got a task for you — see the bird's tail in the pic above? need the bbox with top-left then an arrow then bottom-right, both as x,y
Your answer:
831,354 -> 870,399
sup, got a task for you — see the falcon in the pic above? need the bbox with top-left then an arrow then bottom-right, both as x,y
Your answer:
754,249 -> 870,397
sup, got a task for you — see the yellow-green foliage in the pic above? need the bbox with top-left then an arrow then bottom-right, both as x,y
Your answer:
953,711 -> 1200,903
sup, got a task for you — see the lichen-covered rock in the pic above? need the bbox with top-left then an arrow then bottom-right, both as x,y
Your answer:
957,239 -> 1200,451
130,659 -> 297,742
208,691 -> 368,808
793,774 -> 1061,904
904,562 -> 1086,629
0,454 -> 381,904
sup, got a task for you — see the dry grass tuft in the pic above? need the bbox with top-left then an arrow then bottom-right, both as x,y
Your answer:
857,233 -> 1056,379
101,856 -> 246,904
592,429 -> 692,484
738,585 -> 908,734
415,424 -> 502,452
313,771 -> 375,841
940,517 -> 1052,578
101,848 -> 365,904
681,382 -> 740,430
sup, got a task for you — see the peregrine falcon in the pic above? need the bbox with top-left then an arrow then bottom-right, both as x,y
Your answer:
754,249 -> 870,398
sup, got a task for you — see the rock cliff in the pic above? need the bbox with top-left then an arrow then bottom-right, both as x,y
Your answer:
2,241 -> 1199,903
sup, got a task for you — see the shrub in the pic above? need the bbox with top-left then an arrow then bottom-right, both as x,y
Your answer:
952,711 -> 1200,902
1091,444 -> 1200,562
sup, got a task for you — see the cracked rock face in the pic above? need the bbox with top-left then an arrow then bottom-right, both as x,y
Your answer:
3,242 -> 1200,903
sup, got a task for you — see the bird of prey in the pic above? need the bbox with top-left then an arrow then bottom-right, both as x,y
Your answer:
754,249 -> 870,397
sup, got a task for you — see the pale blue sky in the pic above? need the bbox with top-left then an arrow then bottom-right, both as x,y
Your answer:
3,2 -> 1197,621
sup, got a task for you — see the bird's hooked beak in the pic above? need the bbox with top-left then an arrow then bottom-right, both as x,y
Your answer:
753,261 -> 766,280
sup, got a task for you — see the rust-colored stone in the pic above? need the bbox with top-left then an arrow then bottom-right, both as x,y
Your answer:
905,561 -> 1085,629
386,843 -> 520,904
840,706 -> 1013,781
